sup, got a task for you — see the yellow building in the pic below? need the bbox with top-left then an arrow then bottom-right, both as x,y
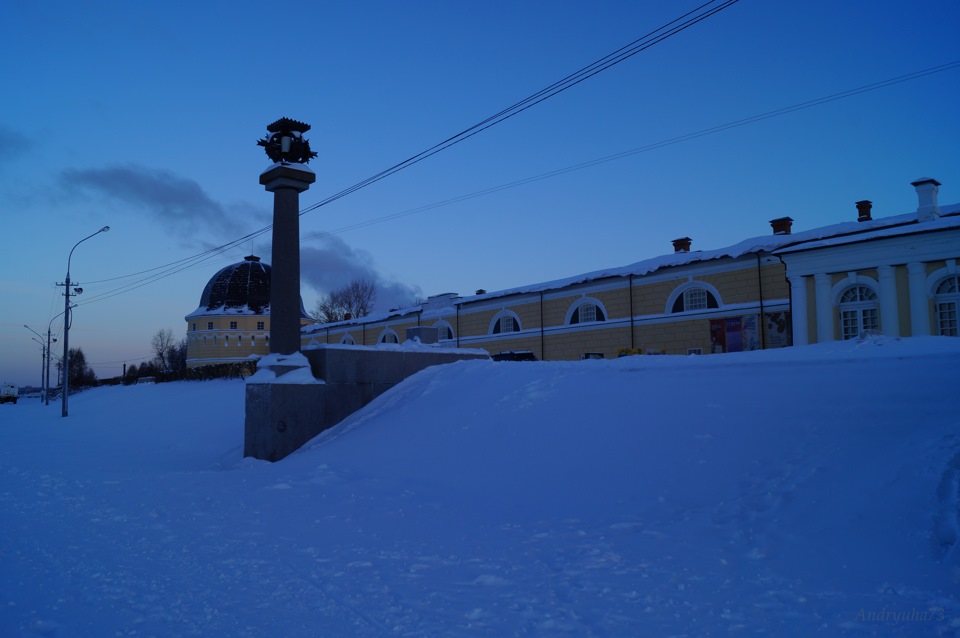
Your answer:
185,255 -> 312,368
303,177 -> 959,359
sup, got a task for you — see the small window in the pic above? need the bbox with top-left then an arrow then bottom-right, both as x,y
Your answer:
207,321 -> 214,330
838,285 -> 879,340
687,348 -> 703,355
192,323 -> 197,331
672,287 -> 719,313
230,321 -> 238,330
492,314 -> 521,334
257,321 -> 265,331
495,316 -> 515,333
934,275 -> 960,336
434,322 -> 454,340
251,336 -> 256,346
570,303 -> 605,324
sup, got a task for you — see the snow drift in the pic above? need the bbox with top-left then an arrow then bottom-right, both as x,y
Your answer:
1,336 -> 959,636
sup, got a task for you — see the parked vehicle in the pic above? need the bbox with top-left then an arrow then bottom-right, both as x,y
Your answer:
1,384 -> 19,405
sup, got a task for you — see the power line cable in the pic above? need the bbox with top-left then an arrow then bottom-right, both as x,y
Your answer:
296,0 -> 740,215
75,58 -> 959,306
300,60 -> 960,241
69,0 -> 739,306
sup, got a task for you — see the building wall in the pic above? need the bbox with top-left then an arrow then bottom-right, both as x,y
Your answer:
186,314 -> 312,367
187,219 -> 958,367
779,227 -> 960,344
419,256 -> 791,360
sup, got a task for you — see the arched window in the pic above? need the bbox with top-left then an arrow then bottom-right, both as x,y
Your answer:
433,321 -> 454,341
490,311 -> 522,335
934,275 -> 959,336
566,298 -> 607,325
838,285 -> 879,340
340,334 -> 356,345
671,286 -> 719,313
378,329 -> 400,344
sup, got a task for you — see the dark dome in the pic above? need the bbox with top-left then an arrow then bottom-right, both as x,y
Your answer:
196,255 -> 309,317
199,255 -> 271,313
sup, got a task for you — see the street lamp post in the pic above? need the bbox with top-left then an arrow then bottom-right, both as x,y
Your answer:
60,226 -> 110,417
29,335 -> 46,400
24,325 -> 47,401
42,310 -> 66,406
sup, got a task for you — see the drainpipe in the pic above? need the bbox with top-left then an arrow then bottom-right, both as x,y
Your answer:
456,303 -> 461,348
629,274 -> 635,350
539,291 -> 545,361
776,254 -> 791,346
756,253 -> 766,349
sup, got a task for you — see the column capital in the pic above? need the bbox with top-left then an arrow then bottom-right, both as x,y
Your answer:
260,163 -> 316,193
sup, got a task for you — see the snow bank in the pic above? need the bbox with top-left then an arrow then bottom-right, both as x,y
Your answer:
1,338 -> 958,636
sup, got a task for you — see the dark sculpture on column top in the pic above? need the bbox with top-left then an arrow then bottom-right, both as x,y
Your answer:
256,117 -> 318,164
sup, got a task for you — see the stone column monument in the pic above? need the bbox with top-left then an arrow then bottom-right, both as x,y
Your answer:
245,118 -> 489,462
257,117 -> 317,354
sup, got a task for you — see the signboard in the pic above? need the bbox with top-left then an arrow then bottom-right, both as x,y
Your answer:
764,312 -> 792,348
710,315 -> 760,353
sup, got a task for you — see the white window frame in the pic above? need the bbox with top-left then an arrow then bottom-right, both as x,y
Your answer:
564,297 -> 609,326
665,281 -> 723,314
489,310 -> 522,335
377,329 -> 400,344
837,284 -> 880,340
432,320 -> 454,341
933,275 -> 959,336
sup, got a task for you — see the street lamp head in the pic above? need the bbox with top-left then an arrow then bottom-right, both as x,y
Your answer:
100,226 -> 110,233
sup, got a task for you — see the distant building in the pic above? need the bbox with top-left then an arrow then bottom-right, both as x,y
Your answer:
302,177 -> 959,359
185,255 -> 312,368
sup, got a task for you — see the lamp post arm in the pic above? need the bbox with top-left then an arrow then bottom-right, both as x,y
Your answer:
62,226 -> 109,417
66,226 -> 110,281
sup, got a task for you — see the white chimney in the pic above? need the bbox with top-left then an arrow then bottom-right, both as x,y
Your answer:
911,177 -> 941,222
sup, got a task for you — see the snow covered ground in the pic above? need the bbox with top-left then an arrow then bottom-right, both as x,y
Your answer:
1,336 -> 959,637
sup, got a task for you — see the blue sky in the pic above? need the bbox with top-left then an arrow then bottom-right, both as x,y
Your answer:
2,0 -> 959,386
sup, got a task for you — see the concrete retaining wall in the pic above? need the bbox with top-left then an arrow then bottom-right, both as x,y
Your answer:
244,345 -> 488,461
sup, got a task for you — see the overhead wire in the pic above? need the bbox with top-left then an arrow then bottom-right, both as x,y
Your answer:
296,0 -> 741,215
69,0 -> 739,307
299,60 -> 960,241
65,23 -> 958,309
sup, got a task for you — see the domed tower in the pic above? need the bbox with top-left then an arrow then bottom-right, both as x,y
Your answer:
184,256 -> 311,368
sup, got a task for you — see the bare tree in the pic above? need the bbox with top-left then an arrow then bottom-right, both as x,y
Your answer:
151,328 -> 176,372
312,278 -> 377,323
165,337 -> 189,376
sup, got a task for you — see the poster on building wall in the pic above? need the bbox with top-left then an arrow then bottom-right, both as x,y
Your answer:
710,320 -> 726,353
710,316 -> 761,353
764,312 -> 793,348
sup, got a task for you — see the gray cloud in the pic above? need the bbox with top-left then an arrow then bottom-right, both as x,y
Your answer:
0,125 -> 30,163
60,164 -> 258,245
300,235 -> 422,313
